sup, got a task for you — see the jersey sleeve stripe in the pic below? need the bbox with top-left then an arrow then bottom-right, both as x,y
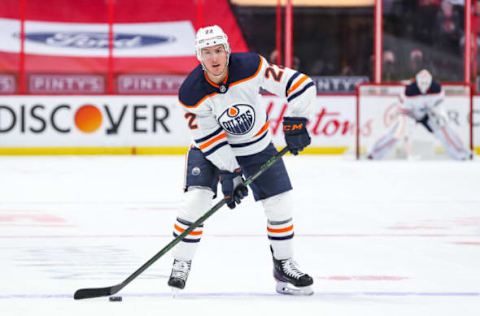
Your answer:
194,126 -> 224,143
229,56 -> 264,88
203,141 -> 228,156
285,71 -> 301,96
287,81 -> 315,102
198,132 -> 227,150
287,74 -> 309,96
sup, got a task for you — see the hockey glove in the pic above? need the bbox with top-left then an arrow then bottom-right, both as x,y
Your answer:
283,117 -> 311,155
219,168 -> 248,209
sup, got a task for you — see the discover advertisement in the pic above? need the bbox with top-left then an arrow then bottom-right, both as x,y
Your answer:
0,95 -> 478,154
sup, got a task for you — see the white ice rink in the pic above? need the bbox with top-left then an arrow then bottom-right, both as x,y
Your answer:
1,154 -> 479,316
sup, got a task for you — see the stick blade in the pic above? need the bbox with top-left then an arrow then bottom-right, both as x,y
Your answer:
74,285 -> 120,300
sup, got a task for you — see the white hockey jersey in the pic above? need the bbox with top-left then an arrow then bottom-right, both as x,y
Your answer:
178,52 -> 316,172
401,80 -> 444,121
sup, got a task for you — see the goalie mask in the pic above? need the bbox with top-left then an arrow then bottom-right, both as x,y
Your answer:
415,69 -> 432,94
195,25 -> 230,64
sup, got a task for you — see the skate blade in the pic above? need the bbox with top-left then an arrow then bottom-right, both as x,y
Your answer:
275,281 -> 314,296
170,286 -> 182,298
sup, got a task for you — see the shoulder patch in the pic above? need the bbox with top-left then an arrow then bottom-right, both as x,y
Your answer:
179,65 -> 216,108
228,53 -> 262,85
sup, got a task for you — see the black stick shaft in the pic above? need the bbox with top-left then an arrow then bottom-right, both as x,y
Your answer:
74,147 -> 289,300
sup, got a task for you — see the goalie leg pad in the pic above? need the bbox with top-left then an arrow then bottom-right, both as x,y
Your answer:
433,126 -> 472,160
367,120 -> 402,159
423,114 -> 471,160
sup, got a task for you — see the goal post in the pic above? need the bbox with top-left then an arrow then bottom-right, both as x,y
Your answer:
355,82 -> 473,160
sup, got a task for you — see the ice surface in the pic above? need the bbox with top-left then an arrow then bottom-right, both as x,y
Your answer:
0,155 -> 479,316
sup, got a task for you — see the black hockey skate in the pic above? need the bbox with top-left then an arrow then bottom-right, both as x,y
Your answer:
168,259 -> 192,291
273,257 -> 314,295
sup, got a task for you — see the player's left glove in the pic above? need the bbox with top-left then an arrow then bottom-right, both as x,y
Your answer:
219,168 -> 248,209
283,117 -> 311,155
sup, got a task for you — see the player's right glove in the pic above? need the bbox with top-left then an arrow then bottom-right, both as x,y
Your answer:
219,168 -> 248,209
283,117 -> 311,155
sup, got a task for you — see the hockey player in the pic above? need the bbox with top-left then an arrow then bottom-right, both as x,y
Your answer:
167,25 -> 316,295
367,69 -> 472,160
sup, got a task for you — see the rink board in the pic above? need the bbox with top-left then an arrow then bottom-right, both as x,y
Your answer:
0,95 -> 479,155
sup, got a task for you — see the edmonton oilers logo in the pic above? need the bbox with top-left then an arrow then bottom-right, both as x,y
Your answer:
218,104 -> 255,135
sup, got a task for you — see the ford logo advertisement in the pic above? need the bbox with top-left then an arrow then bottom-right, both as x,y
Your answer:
22,32 -> 174,49
0,20 -> 195,56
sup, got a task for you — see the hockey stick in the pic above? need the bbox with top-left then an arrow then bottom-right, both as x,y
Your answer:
74,146 -> 290,300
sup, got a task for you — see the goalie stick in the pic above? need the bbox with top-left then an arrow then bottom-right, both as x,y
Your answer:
74,146 -> 290,300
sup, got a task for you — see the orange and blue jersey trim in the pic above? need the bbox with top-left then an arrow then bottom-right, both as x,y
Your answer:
285,72 -> 315,102
230,121 -> 270,148
287,75 -> 309,95
204,70 -> 229,89
194,126 -> 228,156
179,91 -> 217,109
254,121 -> 270,137
229,56 -> 263,88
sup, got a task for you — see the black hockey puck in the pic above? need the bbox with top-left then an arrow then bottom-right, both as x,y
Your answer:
109,296 -> 122,302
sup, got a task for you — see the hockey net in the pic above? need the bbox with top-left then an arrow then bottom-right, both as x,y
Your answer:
355,83 -> 473,160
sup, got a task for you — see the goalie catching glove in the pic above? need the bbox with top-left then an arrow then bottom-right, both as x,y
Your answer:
219,168 -> 248,209
283,117 -> 311,155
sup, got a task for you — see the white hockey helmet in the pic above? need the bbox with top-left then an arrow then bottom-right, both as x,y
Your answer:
195,25 -> 230,62
415,69 -> 432,94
